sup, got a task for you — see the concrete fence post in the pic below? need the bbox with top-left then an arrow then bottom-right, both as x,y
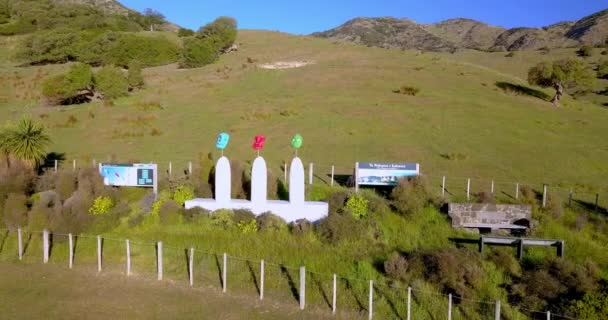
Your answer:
515,183 -> 519,200
547,311 -> 551,320
407,287 -> 411,320
222,253 -> 227,293
309,163 -> 313,185
542,185 -> 547,208
368,280 -> 373,320
442,176 -> 446,197
467,178 -> 471,201
43,229 -> 49,264
169,162 -> 172,177
300,266 -> 306,310
73,159 -> 76,171
448,293 -> 453,320
332,274 -> 337,314
491,180 -> 495,194
188,248 -> 194,286
495,300 -> 501,320
126,239 -> 131,276
157,241 -> 163,280
188,161 -> 192,175
17,228 -> 23,261
54,159 -> 58,172
355,162 -> 359,193
331,165 -> 335,187
68,233 -> 73,269
97,236 -> 102,272
260,260 -> 265,300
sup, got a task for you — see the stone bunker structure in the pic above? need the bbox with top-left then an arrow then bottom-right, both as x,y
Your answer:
448,203 -> 532,232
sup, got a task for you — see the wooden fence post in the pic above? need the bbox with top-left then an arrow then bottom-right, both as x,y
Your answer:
73,159 -> 76,171
169,162 -> 172,177
368,280 -> 373,320
542,185 -> 547,208
260,260 -> 265,300
491,180 -> 495,194
495,300 -> 501,320
309,163 -> 313,185
126,239 -> 131,276
222,253 -> 227,293
448,293 -> 453,320
355,162 -> 359,193
68,233 -> 73,269
188,161 -> 192,175
17,228 -> 22,261
157,241 -> 162,280
332,274 -> 337,314
97,235 -> 102,272
300,266 -> 306,310
54,160 -> 58,172
467,178 -> 471,201
331,165 -> 335,187
188,248 -> 194,286
442,176 -> 446,197
515,183 -> 519,200
43,229 -> 49,264
407,287 -> 411,320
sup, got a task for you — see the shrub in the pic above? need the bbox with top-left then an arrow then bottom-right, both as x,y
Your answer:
95,65 -> 128,101
54,170 -> 77,201
391,176 -> 437,215
77,168 -> 108,197
29,191 -> 62,231
488,248 -> 521,277
2,193 -> 28,230
127,60 -> 145,89
256,212 -> 288,232
291,219 -> 312,236
42,63 -> 94,105
197,16 -> 237,52
394,85 -> 420,96
474,191 -> 495,204
237,219 -> 258,234
180,37 -> 219,68
172,185 -> 194,205
544,194 -> 563,218
89,196 -> 114,215
140,192 -> 156,212
568,292 -> 608,319
0,162 -> 36,211
344,194 -> 369,220
232,209 -> 255,224
151,191 -> 172,216
211,209 -> 234,228
100,33 -> 180,67
178,27 -> 195,37
601,50 -> 607,56
577,45 -> 593,57
158,199 -> 183,225
327,191 -> 349,214
419,248 -> 483,297
316,213 -> 367,244
384,252 -> 409,282
60,190 -> 94,234
519,185 -> 537,205
505,52 -> 515,58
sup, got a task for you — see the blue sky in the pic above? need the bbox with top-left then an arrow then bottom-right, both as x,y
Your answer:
120,0 -> 607,34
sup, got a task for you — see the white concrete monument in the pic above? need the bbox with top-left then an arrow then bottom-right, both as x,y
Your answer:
185,155 -> 328,222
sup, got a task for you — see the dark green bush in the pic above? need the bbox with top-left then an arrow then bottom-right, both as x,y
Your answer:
577,45 -> 593,57
42,63 -> 93,105
180,37 -> 219,68
95,65 -> 128,101
384,252 -> 409,282
127,60 -> 145,90
418,248 -> 483,297
598,60 -> 608,79
0,162 -> 36,212
290,219 -> 312,236
391,176 -> 437,215
2,193 -> 28,230
316,213 -> 367,244
197,16 -> 237,51
158,199 -> 183,225
256,212 -> 287,232
394,85 -> 420,96
232,209 -> 255,225
101,33 -> 180,67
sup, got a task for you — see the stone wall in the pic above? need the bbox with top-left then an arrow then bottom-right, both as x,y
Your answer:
448,203 -> 531,229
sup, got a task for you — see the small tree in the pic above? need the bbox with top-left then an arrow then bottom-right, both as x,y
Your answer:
95,65 -> 128,101
197,16 -> 237,52
42,63 -> 94,105
142,8 -> 165,32
527,58 -> 595,106
577,45 -> 593,57
2,118 -> 51,167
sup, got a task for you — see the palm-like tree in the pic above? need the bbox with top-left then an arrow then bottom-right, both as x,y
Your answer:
3,118 -> 51,167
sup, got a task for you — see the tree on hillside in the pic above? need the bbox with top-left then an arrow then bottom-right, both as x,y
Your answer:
1,118 -> 51,168
197,16 -> 237,52
528,58 -> 595,106
142,8 -> 165,32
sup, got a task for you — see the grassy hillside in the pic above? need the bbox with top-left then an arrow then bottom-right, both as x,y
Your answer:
1,30 -> 607,195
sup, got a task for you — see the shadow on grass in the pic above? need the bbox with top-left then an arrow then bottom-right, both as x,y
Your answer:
246,260 -> 260,296
22,233 -> 32,256
344,278 -> 366,312
0,230 -> 8,254
374,285 -> 404,320
280,265 -> 300,304
214,254 -> 223,287
573,199 -> 607,215
309,272 -> 331,310
495,82 -> 551,101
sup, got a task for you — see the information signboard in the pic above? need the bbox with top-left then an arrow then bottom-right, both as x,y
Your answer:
99,164 -> 157,192
356,162 -> 419,186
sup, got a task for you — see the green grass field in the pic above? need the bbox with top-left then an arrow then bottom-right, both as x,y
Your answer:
1,30 -> 607,195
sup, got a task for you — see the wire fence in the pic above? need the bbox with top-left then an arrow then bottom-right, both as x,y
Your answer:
42,159 -> 607,214
0,227 -> 582,319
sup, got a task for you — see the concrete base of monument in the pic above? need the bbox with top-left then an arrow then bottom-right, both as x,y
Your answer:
184,199 -> 328,223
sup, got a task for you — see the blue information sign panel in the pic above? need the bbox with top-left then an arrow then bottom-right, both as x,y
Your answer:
357,162 -> 420,186
99,163 -> 157,188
